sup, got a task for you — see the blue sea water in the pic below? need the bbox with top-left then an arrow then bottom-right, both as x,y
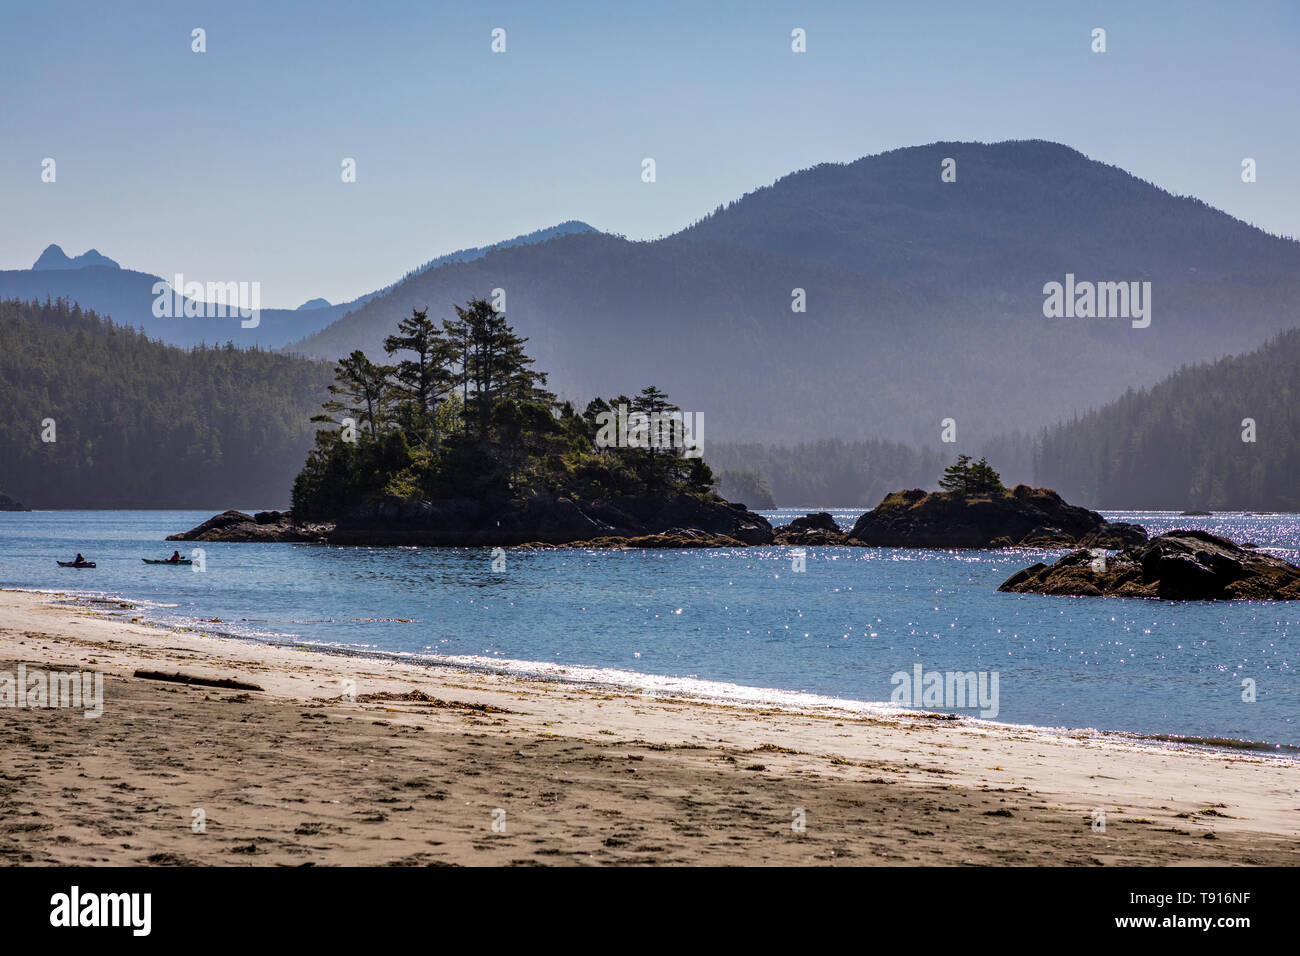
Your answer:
0,508 -> 1296,749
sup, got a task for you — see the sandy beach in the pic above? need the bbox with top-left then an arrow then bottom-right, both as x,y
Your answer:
1,587 -> 1297,866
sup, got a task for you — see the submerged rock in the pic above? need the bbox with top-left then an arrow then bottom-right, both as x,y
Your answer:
847,485 -> 1146,549
998,530 -> 1300,600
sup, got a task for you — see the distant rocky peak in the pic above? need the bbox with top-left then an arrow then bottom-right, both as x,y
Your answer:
32,244 -> 121,271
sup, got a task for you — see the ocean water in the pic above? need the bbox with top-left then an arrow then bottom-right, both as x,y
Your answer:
0,508 -> 1296,750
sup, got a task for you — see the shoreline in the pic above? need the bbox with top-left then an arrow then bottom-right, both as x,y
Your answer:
14,585 -> 1297,758
2,588 -> 1299,865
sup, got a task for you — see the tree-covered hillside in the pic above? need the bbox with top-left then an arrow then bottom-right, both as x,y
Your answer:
1034,329 -> 1300,510
0,298 -> 334,508
682,140 -> 1300,286
288,141 -> 1300,449
706,439 -> 946,508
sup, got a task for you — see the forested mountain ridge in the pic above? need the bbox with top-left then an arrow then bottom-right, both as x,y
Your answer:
1034,329 -> 1300,511
288,140 -> 1300,448
0,223 -> 600,351
710,328 -> 1299,511
680,140 -> 1300,285
0,298 -> 334,508
0,263 -> 344,350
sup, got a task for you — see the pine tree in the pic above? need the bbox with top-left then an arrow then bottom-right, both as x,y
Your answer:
384,308 -> 456,450
313,350 -> 395,440
939,455 -> 1003,496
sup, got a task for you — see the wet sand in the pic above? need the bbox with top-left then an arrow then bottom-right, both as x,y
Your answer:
2,589 -> 1298,866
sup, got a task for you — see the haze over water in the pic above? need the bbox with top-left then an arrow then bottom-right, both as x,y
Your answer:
1,509 -> 1295,749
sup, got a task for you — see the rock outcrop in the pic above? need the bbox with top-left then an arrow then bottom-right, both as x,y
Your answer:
172,494 -> 774,548
328,493 -> 774,547
166,510 -> 331,543
847,485 -> 1146,549
772,512 -> 848,546
998,530 -> 1300,600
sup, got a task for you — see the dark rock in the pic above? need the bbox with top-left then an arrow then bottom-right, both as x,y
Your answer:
1018,526 -> 1075,548
167,509 -> 331,542
321,491 -> 774,547
773,512 -> 848,546
786,512 -> 839,534
0,491 -> 30,511
847,485 -> 1145,549
1079,521 -> 1148,549
998,530 -> 1300,600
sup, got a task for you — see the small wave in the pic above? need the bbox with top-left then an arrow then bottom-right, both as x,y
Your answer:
1108,730 -> 1300,756
8,586 -> 179,610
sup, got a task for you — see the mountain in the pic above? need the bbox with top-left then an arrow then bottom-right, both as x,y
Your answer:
0,261 -> 350,349
678,140 -> 1299,288
0,298 -> 333,509
0,222 -> 600,350
1034,329 -> 1300,511
287,140 -> 1300,448
32,244 -> 121,271
382,220 -> 596,288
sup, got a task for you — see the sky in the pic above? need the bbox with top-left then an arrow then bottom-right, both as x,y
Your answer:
3,0 -> 1298,308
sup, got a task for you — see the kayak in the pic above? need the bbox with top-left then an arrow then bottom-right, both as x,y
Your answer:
143,558 -> 192,565
57,561 -> 95,568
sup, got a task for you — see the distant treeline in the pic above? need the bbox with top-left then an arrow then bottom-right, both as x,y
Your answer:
4,297 -> 1295,513
0,298 -> 333,508
706,439 -> 947,509
708,329 -> 1300,512
1034,329 -> 1300,510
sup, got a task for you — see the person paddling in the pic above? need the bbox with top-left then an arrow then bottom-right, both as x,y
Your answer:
74,553 -> 86,565
167,550 -> 183,563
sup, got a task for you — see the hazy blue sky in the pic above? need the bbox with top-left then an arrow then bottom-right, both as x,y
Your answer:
4,0 -> 1298,307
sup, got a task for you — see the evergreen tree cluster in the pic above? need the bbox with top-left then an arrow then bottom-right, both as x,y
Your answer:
0,297 -> 333,508
938,455 -> 1004,496
1034,329 -> 1300,510
290,298 -> 714,520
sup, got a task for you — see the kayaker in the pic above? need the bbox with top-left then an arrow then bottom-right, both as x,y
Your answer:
74,553 -> 86,564
168,550 -> 183,563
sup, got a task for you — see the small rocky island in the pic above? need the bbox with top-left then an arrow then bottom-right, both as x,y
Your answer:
171,297 -> 776,549
999,530 -> 1300,600
171,494 -> 774,548
166,312 -> 1153,554
167,510 -> 331,543
844,457 -> 1146,549
170,454 -> 1148,553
